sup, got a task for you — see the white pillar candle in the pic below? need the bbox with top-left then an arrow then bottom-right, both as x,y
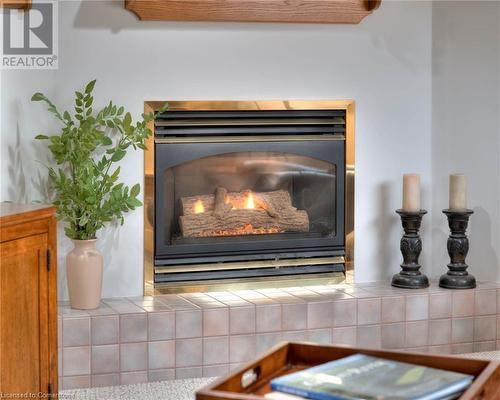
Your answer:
449,174 -> 467,210
402,174 -> 421,212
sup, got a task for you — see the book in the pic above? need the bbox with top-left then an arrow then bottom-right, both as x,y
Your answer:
264,390 -> 465,400
265,392 -> 307,400
270,354 -> 474,400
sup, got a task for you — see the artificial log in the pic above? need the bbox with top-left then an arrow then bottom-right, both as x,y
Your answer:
181,195 -> 215,217
179,188 -> 309,238
242,190 -> 279,218
179,209 -> 309,238
213,187 -> 232,218
181,189 -> 292,216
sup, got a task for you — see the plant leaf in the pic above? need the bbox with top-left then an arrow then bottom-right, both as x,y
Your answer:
111,149 -> 126,162
85,79 -> 96,94
123,112 -> 132,129
127,197 -> 142,208
31,93 -> 45,101
130,183 -> 140,197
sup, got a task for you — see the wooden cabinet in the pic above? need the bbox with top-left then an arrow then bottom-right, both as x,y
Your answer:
0,204 -> 58,396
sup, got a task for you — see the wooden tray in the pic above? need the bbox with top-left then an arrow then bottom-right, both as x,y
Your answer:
196,342 -> 500,400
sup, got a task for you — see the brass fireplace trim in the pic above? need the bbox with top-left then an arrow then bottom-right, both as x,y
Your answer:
143,100 -> 355,295
150,273 -> 350,295
155,135 -> 345,144
155,256 -> 345,274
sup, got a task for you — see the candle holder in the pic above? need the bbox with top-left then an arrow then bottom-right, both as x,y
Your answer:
439,209 -> 476,289
392,209 -> 429,289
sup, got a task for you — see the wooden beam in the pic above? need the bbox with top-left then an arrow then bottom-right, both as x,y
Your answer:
125,0 -> 381,24
0,0 -> 31,10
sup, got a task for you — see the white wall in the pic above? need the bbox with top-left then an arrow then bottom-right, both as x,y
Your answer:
1,0 -> 433,299
432,1 -> 500,282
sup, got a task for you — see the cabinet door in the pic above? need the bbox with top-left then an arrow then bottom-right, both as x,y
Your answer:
0,233 -> 49,394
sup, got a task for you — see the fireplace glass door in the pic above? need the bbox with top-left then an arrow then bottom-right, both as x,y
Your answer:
155,140 -> 345,265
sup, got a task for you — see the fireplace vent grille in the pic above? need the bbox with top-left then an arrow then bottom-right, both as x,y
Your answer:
155,110 -> 346,137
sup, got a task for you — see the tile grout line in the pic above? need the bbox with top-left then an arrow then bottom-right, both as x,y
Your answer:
88,316 -> 92,388
146,312 -> 150,382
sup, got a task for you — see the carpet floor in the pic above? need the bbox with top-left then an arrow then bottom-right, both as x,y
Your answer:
59,351 -> 500,400
59,377 -> 215,400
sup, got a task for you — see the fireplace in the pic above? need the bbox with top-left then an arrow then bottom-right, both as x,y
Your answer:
144,101 -> 354,291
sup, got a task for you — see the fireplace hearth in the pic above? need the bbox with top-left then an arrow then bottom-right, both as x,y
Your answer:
144,101 -> 354,291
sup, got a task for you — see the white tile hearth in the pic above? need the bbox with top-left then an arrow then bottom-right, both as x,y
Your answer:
58,280 -> 500,389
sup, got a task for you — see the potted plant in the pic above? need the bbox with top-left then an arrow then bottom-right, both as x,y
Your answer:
33,80 -> 164,309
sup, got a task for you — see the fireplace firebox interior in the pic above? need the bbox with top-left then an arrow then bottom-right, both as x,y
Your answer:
145,102 -> 353,289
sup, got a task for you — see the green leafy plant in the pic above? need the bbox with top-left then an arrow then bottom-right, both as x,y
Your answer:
33,80 -> 166,240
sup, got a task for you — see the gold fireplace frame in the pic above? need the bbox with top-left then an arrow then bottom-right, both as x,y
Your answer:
143,100 -> 355,295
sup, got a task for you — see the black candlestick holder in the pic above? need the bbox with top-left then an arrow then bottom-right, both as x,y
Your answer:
439,209 -> 476,289
392,209 -> 429,289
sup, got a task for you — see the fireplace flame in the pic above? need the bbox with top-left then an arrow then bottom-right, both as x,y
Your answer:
194,199 -> 205,214
245,191 -> 255,209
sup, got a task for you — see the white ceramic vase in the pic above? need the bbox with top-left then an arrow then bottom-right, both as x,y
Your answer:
66,239 -> 103,310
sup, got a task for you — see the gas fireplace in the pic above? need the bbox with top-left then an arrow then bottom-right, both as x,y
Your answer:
144,101 -> 354,290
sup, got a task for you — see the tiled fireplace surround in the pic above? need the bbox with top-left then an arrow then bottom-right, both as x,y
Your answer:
59,281 -> 500,390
